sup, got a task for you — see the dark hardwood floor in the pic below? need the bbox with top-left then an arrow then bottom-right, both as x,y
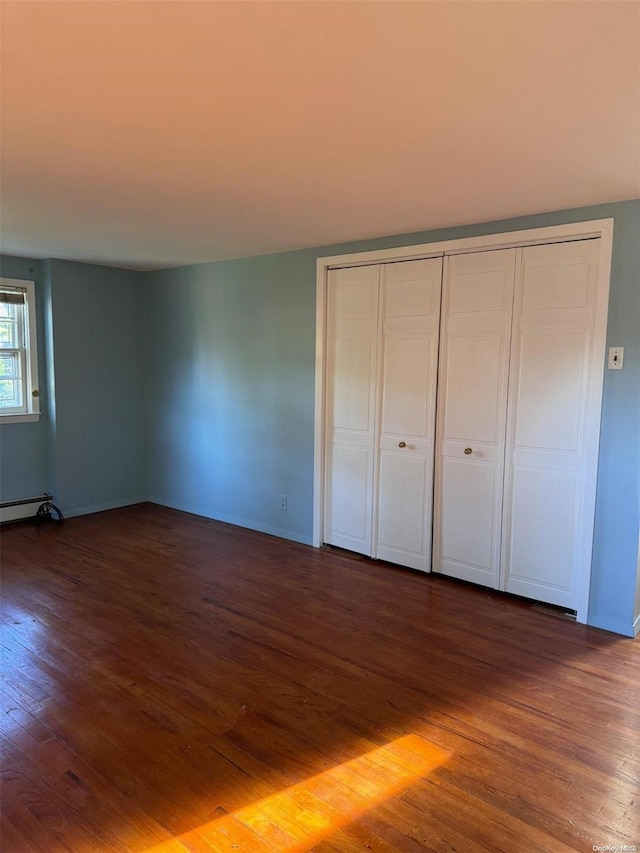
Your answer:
1,503 -> 638,852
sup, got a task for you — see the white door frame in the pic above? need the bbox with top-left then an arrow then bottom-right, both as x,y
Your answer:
314,218 -> 614,625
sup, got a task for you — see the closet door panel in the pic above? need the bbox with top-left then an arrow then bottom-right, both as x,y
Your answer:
509,467 -> 578,591
375,258 -> 442,571
332,338 -> 376,432
513,330 -> 587,451
377,453 -> 428,557
326,445 -> 371,543
441,458 -> 498,572
443,332 -> 504,442
380,336 -> 431,437
324,266 -> 379,554
503,240 -> 600,607
434,249 -> 516,588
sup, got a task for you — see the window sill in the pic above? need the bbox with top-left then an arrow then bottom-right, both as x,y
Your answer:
0,413 -> 41,424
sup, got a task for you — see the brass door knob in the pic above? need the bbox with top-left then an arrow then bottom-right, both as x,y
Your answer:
464,447 -> 472,455
398,441 -> 407,448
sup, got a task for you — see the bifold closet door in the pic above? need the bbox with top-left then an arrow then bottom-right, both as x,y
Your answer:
502,239 -> 602,608
323,265 -> 380,555
435,239 -> 603,612
433,249 -> 516,587
376,258 -> 442,571
324,257 -> 443,571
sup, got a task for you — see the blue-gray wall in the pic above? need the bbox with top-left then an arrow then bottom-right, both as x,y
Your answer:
144,200 -> 639,636
145,253 -> 315,543
45,260 -> 147,516
0,257 -> 146,517
0,256 -> 50,501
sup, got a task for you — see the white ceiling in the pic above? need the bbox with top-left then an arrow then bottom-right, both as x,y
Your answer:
2,1 -> 639,271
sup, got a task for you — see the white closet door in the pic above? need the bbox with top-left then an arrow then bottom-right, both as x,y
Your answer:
375,258 -> 443,571
324,265 -> 380,554
502,240 -> 601,608
433,249 -> 516,587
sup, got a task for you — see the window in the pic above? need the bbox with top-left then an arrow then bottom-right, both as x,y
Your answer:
0,278 -> 40,422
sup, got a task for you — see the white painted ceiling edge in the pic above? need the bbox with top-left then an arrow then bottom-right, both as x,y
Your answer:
1,0 -> 639,271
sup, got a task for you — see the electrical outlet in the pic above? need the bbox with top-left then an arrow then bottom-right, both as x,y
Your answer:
279,494 -> 287,511
608,347 -> 624,370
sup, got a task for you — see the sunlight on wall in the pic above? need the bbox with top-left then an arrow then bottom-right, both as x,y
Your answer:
143,734 -> 449,852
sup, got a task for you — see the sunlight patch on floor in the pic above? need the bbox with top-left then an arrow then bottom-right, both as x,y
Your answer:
143,734 -> 449,852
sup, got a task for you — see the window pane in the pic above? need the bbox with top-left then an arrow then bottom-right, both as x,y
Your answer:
0,303 -> 17,319
0,320 -> 18,347
0,354 -> 20,379
0,379 -> 22,407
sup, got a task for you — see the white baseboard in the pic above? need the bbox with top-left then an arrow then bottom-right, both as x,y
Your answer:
63,496 -> 147,519
633,612 -> 640,638
147,496 -> 313,546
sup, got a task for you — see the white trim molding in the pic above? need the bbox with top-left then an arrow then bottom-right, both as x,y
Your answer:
313,218 -> 615,628
0,413 -> 41,424
62,497 -> 147,519
0,277 -> 41,422
148,497 -> 313,546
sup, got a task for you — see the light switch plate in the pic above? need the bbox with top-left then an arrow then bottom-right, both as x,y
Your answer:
608,347 -> 624,370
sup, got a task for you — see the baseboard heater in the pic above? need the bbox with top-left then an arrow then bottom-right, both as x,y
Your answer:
0,494 -> 52,524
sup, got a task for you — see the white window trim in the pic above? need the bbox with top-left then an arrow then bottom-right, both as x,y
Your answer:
313,218 -> 615,627
0,278 -> 40,424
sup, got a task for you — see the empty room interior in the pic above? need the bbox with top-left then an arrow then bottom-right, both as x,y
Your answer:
1,2 -> 639,852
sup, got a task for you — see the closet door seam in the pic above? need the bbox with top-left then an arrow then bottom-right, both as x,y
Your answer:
497,248 -> 521,592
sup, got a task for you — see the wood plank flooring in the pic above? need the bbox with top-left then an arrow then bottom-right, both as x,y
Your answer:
1,503 -> 638,852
